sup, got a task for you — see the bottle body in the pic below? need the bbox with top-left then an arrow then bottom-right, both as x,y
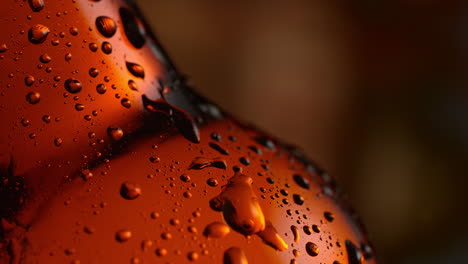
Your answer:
0,0 -> 375,263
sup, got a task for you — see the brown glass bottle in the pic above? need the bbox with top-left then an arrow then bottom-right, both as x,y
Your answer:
0,0 -> 375,263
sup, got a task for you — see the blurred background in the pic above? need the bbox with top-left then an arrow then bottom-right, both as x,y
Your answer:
136,0 -> 467,263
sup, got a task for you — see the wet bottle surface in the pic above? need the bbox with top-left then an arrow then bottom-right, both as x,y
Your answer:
0,0 -> 376,263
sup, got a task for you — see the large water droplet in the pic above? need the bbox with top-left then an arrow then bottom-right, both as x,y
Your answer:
28,24 -> 50,44
102,42 -> 112,54
28,0 -> 45,12
26,91 -> 40,104
126,62 -> 145,79
119,8 -> 146,48
345,240 -> 363,264
24,75 -> 35,86
203,222 -> 230,238
189,157 -> 226,170
305,242 -> 319,257
39,53 -> 51,63
64,78 -> 82,93
96,84 -> 107,94
257,221 -> 288,251
209,172 -> 265,236
223,247 -> 248,264
120,182 -> 141,200
121,98 -> 131,108
95,16 -> 117,38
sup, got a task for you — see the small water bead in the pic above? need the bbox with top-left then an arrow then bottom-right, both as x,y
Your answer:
293,174 -> 309,189
203,222 -> 230,238
293,194 -> 304,205
89,43 -> 98,52
324,211 -> 335,222
89,68 -> 99,78
69,26 -> 79,36
209,142 -> 229,155
189,157 -> 227,170
126,62 -> 145,79
160,232 -> 172,240
115,230 -> 132,242
121,98 -> 131,108
155,248 -> 167,257
128,80 -> 138,91
26,91 -> 40,104
102,42 -> 112,54
253,136 -> 276,150
39,53 -> 51,63
187,252 -> 199,261
0,44 -> 8,53
96,84 -> 107,94
149,156 -> 160,163
28,24 -> 50,44
239,157 -> 250,166
305,242 -> 319,257
96,16 -> 117,38
21,119 -> 30,127
312,224 -> 320,233
223,247 -> 248,264
206,178 -> 218,187
51,39 -> 59,46
28,0 -> 45,12
120,182 -> 141,200
54,138 -> 63,147
42,115 -> 51,123
257,221 -> 288,251
141,240 -> 153,251
64,79 -> 82,93
65,53 -> 72,61
180,174 -> 191,182
107,127 -> 124,141
291,225 -> 300,243
74,103 -> 85,111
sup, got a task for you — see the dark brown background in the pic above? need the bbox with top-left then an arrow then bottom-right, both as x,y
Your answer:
136,1 -> 468,263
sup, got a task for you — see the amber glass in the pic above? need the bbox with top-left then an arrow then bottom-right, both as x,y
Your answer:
0,0 -> 375,263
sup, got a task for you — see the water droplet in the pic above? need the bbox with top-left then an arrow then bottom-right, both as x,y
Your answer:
81,169 -> 93,181
28,0 -> 45,12
141,240 -> 153,251
312,224 -> 320,233
95,16 -> 117,38
115,229 -> 132,242
210,172 -> 265,236
149,156 -> 160,163
84,226 -> 95,234
160,232 -> 172,240
21,119 -> 30,127
39,53 -> 51,63
26,91 -> 40,104
155,248 -> 167,257
126,62 -> 145,79
209,142 -> 229,155
203,222 -> 230,238
64,78 -> 82,93
187,251 -> 199,261
121,98 -> 131,108
305,242 -> 319,257
65,53 -> 72,61
206,178 -> 218,187
69,26 -> 79,36
119,7 -> 146,48
54,138 -> 63,147
42,115 -> 51,123
107,126 -> 124,141
28,24 -> 50,44
324,211 -> 334,222
180,174 -> 191,182
0,44 -> 8,53
102,42 -> 112,54
344,240 -> 363,264
120,182 -> 141,200
293,174 -> 309,189
189,157 -> 226,170
257,221 -> 288,251
96,84 -> 107,94
293,194 -> 304,205
89,43 -> 98,52
253,136 -> 276,151
74,103 -> 85,111
239,157 -> 250,166
223,247 -> 248,264
89,68 -> 99,78
128,80 -> 138,91
291,225 -> 300,243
